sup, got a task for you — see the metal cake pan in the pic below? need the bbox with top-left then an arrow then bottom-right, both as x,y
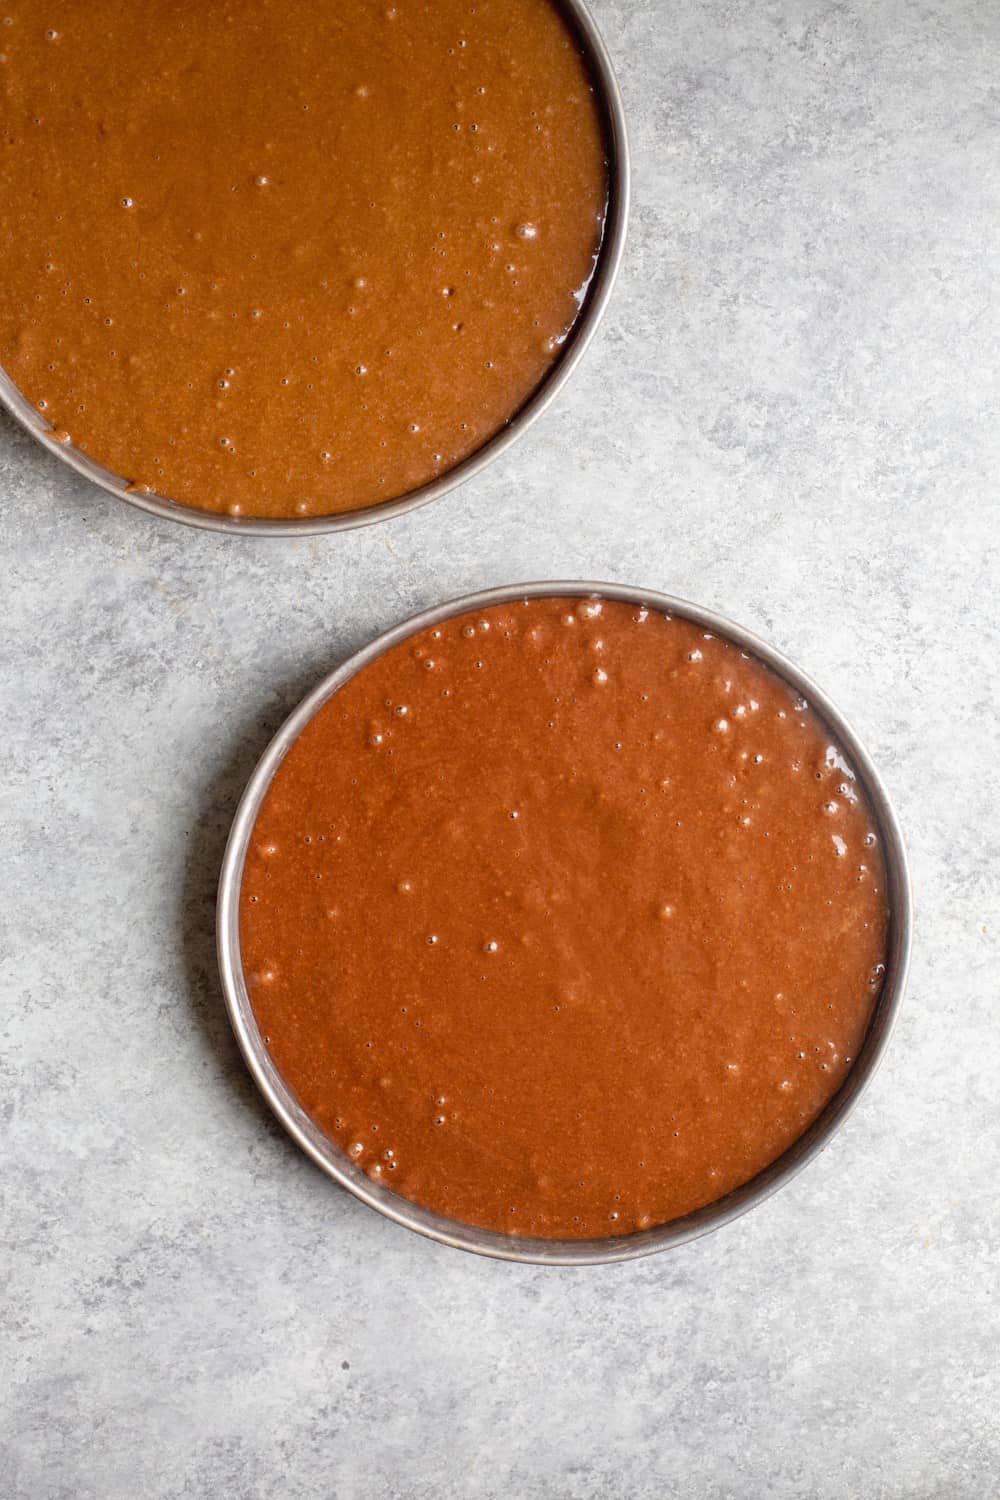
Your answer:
0,0 -> 629,536
216,581 -> 913,1265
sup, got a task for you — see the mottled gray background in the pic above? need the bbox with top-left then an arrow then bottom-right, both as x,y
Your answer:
3,0 -> 998,1495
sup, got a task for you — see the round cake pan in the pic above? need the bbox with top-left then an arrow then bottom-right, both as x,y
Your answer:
0,0 -> 628,537
216,581 -> 912,1265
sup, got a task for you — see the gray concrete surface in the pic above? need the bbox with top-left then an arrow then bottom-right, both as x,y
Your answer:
2,0 -> 998,1495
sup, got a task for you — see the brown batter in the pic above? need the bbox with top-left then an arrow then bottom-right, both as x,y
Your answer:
0,1 -> 607,518
240,598 -> 888,1239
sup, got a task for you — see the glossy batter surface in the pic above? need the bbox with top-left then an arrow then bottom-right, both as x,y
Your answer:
0,1 -> 607,517
241,600 -> 888,1238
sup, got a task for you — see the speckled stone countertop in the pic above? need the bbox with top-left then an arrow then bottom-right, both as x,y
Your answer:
3,1 -> 998,1495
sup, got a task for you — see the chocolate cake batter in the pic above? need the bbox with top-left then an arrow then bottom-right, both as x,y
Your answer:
241,599 -> 888,1239
0,1 -> 608,517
